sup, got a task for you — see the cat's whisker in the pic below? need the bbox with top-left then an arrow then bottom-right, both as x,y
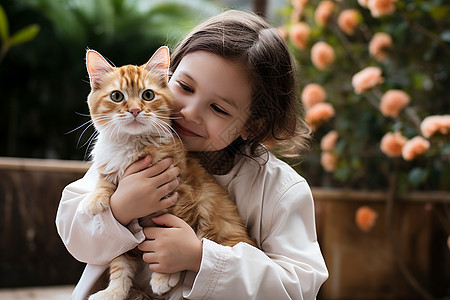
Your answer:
66,119 -> 93,135
76,122 -> 96,149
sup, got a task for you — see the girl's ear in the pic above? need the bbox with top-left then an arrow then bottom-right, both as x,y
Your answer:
86,50 -> 113,88
143,46 -> 170,81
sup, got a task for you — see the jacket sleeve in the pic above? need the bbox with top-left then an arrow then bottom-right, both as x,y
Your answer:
55,166 -> 145,265
182,180 -> 328,299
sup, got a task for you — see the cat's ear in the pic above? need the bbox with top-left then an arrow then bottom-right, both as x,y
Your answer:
86,50 -> 113,88
143,46 -> 170,81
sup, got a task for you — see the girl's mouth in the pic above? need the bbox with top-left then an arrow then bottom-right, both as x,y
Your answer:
173,121 -> 202,137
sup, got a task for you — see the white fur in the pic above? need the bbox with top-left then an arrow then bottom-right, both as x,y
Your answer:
90,111 -> 173,183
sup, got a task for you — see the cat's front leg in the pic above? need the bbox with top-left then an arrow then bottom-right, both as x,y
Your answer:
150,272 -> 181,295
79,176 -> 116,215
89,253 -> 139,300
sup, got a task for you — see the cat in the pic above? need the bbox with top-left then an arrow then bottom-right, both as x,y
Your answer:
79,46 -> 256,300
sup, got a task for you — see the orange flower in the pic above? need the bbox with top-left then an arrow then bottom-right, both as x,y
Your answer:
305,102 -> 335,130
311,41 -> 335,69
369,32 -> 392,61
380,131 -> 407,157
302,83 -> 327,109
321,130 -> 339,151
352,66 -> 384,94
355,206 -> 378,232
420,115 -> 450,138
368,0 -> 396,17
315,1 -> 335,26
291,0 -> 309,7
321,152 -> 338,172
289,22 -> 310,50
337,9 -> 361,35
402,136 -> 430,161
380,90 -> 410,117
358,0 -> 369,7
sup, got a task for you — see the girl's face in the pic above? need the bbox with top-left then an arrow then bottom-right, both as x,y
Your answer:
168,51 -> 252,152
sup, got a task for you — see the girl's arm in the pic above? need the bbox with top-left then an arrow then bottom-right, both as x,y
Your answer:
55,157 -> 180,265
182,180 -> 328,299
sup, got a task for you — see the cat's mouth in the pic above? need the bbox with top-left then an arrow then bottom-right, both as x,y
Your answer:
173,121 -> 203,138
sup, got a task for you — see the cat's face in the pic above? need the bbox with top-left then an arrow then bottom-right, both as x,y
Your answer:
86,47 -> 174,137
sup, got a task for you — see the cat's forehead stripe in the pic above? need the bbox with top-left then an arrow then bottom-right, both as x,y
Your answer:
117,66 -> 145,89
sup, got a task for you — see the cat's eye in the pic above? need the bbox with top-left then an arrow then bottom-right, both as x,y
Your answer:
142,89 -> 155,101
110,91 -> 124,102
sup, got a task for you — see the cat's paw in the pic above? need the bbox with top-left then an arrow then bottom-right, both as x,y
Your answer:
150,272 -> 181,295
79,193 -> 110,216
89,288 -> 127,300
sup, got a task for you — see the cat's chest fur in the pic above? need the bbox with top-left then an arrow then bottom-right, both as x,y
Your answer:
91,132 -> 173,184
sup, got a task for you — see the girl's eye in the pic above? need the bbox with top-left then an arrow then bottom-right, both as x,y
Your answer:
110,91 -> 124,102
211,104 -> 229,116
142,89 -> 155,101
178,81 -> 194,93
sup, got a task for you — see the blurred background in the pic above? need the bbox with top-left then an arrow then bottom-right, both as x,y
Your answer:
0,0 -> 449,299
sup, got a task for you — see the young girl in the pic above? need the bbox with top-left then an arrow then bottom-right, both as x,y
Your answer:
57,10 -> 328,299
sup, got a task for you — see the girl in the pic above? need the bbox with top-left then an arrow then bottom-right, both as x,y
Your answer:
57,10 -> 328,299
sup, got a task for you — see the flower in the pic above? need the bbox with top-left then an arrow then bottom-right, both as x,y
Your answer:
402,136 -> 430,161
337,9 -> 361,35
368,0 -> 397,18
315,1 -> 335,26
420,115 -> 450,138
311,41 -> 335,69
321,130 -> 339,151
301,83 -> 327,109
380,90 -> 410,117
289,22 -> 310,50
305,102 -> 335,130
355,206 -> 378,232
321,152 -> 338,172
369,32 -> 392,61
358,0 -> 369,7
380,131 -> 407,157
352,66 -> 384,94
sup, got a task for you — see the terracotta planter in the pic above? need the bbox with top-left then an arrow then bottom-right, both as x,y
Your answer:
313,188 -> 450,300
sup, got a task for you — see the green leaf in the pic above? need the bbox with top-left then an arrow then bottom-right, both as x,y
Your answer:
0,4 -> 9,42
9,24 -> 40,48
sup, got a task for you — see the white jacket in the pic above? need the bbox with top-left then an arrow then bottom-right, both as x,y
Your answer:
56,151 -> 328,299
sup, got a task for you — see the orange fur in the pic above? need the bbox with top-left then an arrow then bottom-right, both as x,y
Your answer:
82,47 -> 255,299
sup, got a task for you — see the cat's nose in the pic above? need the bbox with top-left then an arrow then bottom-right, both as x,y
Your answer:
129,108 -> 141,117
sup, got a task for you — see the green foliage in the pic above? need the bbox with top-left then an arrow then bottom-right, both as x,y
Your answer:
283,0 -> 450,191
0,0 -> 220,160
0,4 -> 40,63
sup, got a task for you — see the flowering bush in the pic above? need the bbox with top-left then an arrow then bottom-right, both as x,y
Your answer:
280,0 -> 450,194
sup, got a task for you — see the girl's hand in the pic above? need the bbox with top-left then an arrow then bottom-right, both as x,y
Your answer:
110,156 -> 180,226
138,214 -> 202,273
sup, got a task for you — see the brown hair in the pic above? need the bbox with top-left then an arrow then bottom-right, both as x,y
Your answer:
170,10 -> 311,158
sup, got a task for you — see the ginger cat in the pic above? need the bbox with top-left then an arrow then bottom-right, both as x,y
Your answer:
79,47 -> 255,299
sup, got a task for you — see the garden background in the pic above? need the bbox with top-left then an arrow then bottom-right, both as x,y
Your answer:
0,0 -> 449,299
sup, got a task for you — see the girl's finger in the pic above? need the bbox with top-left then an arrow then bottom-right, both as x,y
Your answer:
141,158 -> 174,179
122,156 -> 152,178
158,192 -> 178,210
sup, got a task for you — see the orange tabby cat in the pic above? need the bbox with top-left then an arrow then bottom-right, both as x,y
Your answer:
79,47 -> 255,299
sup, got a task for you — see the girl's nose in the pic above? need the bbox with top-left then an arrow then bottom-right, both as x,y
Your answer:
180,101 -> 202,124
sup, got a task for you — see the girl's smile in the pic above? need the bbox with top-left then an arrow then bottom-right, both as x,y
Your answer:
168,51 -> 252,152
